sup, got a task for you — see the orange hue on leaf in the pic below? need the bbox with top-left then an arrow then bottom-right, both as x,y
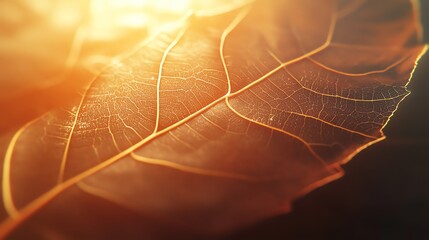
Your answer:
0,0 -> 426,238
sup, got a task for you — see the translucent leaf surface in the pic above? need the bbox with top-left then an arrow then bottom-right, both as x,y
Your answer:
0,0 -> 426,239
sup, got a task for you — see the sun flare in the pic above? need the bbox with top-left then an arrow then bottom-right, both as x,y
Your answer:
90,0 -> 191,27
88,0 -> 191,39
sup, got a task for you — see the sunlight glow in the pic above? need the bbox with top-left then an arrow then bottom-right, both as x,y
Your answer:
17,0 -> 248,41
88,0 -> 191,39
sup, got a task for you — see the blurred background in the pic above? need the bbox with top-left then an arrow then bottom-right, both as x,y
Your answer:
229,1 -> 429,239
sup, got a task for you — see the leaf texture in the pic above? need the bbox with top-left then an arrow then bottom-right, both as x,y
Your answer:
0,0 -> 427,238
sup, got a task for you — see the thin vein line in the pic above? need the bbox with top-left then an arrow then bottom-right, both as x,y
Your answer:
185,123 -> 210,141
131,153 -> 263,182
224,99 -> 328,167
154,13 -> 191,133
2,118 -> 40,218
168,132 -> 196,151
289,110 -> 377,139
307,55 -> 409,77
267,47 -> 408,97
119,118 -> 144,140
282,66 -> 407,102
220,6 -> 251,94
107,116 -> 121,152
201,114 -> 226,132
57,88 -> 92,184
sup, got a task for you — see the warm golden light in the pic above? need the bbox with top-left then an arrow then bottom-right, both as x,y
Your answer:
8,0 -> 192,41
88,0 -> 191,40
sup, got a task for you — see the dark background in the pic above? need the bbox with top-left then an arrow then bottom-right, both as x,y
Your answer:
228,2 -> 429,240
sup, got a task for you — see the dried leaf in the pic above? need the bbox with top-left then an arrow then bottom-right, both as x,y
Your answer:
0,0 -> 426,239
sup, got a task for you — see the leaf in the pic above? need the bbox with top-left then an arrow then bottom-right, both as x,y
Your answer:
0,0 -> 426,238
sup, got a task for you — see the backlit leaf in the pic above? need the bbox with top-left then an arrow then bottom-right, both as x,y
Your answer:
0,0 -> 426,239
